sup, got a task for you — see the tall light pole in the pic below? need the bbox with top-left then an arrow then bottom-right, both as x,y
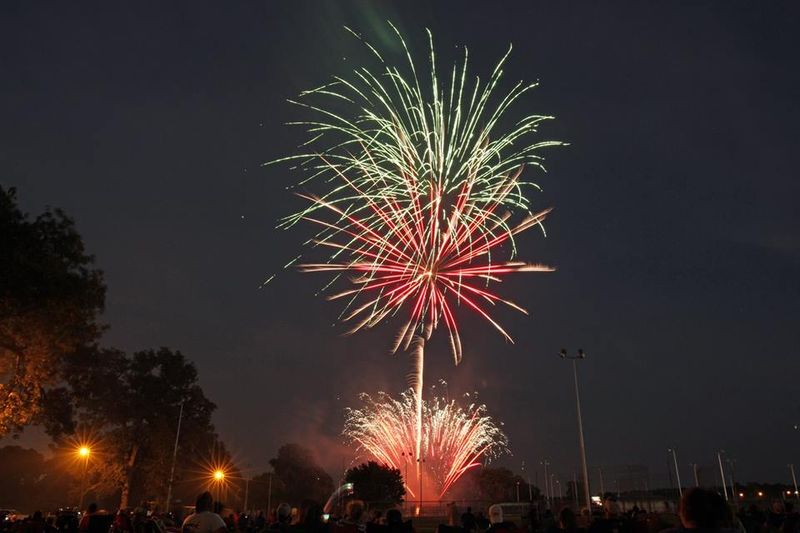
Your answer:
598,467 -> 605,497
690,463 -> 700,487
668,448 -> 682,498
417,457 -> 426,515
165,400 -> 184,514
789,464 -> 799,504
560,348 -> 591,511
267,471 -> 273,517
717,451 -> 729,501
541,460 -> 550,509
77,446 -> 91,511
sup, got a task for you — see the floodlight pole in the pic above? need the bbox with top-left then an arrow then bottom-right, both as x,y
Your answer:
668,448 -> 682,498
717,451 -> 729,501
789,464 -> 799,504
165,400 -> 184,513
560,348 -> 591,511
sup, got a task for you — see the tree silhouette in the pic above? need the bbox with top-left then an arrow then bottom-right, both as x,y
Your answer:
345,461 -> 405,508
0,185 -> 106,437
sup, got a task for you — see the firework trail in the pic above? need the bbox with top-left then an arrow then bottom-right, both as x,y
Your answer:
273,24 -> 560,488
344,390 -> 508,499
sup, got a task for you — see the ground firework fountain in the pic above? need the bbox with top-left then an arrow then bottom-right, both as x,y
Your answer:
344,390 -> 508,500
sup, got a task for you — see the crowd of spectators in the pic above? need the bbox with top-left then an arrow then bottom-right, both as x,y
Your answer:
3,488 -> 799,533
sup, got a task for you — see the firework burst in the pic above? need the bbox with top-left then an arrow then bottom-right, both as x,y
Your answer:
274,24 -> 559,362
344,389 -> 508,499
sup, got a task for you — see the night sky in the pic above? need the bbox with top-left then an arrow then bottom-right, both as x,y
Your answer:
2,2 -> 799,487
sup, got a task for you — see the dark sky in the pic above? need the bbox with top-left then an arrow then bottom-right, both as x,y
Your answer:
2,1 -> 799,487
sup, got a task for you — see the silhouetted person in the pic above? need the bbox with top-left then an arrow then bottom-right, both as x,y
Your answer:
291,503 -> 328,533
182,492 -> 227,533
487,505 -> 516,533
558,508 -> 585,533
271,504 -> 293,533
660,488 -> 726,533
461,508 -> 476,533
333,501 -> 365,533
385,510 -> 412,533
80,505 -> 98,533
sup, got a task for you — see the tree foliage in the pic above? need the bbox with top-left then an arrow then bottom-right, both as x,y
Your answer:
474,466 -> 531,503
62,346 -> 222,509
268,443 -> 334,506
0,186 -> 106,436
345,461 -> 405,508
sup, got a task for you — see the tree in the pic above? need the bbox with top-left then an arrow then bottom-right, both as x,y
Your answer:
0,186 -> 106,436
268,443 -> 334,506
62,346 -> 222,509
474,467 -> 529,503
345,461 -> 405,508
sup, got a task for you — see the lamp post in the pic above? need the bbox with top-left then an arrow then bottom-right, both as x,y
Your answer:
213,469 -> 225,503
165,400 -> 184,514
598,467 -> 605,497
668,448 -> 682,498
717,451 -> 729,501
77,446 -> 91,511
267,471 -> 273,517
788,464 -> 799,503
690,463 -> 700,487
417,457 -> 426,515
560,348 -> 591,511
541,460 -> 550,509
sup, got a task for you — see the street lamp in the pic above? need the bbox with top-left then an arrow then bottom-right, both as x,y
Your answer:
789,464 -> 799,504
560,348 -> 591,511
77,446 -> 91,511
717,451 -> 729,501
212,468 -> 226,503
540,460 -> 550,509
668,448 -> 682,497
417,457 -> 426,515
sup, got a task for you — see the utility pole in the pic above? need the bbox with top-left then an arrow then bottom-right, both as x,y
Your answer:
560,348 -> 591,511
668,448 -> 682,497
541,460 -> 550,509
267,471 -> 273,516
789,464 -> 799,504
598,467 -> 605,497
717,451 -> 729,501
165,400 -> 184,514
691,464 -> 700,487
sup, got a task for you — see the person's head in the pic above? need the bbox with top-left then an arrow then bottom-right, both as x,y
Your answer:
772,501 -> 785,514
558,508 -> 576,530
386,510 -> 402,526
603,499 -> 619,519
679,488 -> 722,529
33,511 -> 43,521
466,507 -> 472,514
302,504 -> 323,527
276,504 -> 292,524
87,504 -> 98,514
346,501 -> 365,523
195,492 -> 214,513
488,505 -> 503,525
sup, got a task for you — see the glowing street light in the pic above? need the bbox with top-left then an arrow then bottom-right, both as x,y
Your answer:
214,470 -> 225,481
76,445 -> 91,511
